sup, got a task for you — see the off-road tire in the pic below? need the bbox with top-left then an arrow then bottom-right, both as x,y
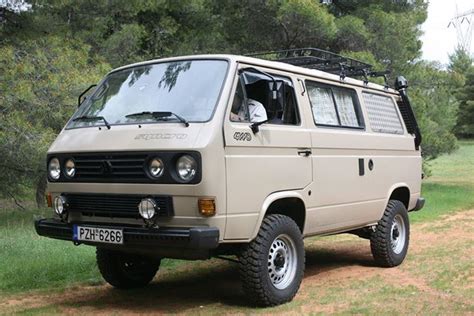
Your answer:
239,214 -> 305,307
370,200 -> 410,267
96,248 -> 160,289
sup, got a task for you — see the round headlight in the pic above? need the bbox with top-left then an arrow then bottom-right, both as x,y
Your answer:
138,198 -> 157,220
176,155 -> 197,182
64,159 -> 76,178
48,158 -> 61,180
54,196 -> 67,216
148,158 -> 164,178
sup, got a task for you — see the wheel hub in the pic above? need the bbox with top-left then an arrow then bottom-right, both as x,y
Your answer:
393,226 -> 400,239
274,252 -> 285,269
390,214 -> 406,254
267,234 -> 298,290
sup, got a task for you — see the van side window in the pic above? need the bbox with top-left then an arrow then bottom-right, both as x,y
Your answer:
230,71 -> 300,125
363,92 -> 404,134
230,78 -> 251,122
306,81 -> 363,128
271,80 -> 300,125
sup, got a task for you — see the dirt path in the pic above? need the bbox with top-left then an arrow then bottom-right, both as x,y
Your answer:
1,210 -> 473,315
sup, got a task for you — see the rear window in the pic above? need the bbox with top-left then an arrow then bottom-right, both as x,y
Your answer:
306,81 -> 363,128
363,92 -> 404,134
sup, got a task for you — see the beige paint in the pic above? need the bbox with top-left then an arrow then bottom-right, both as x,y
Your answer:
47,55 -> 422,244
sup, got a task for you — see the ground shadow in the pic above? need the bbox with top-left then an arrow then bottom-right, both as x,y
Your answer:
56,241 -> 377,313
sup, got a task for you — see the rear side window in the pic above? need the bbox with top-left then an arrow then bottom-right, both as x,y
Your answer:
363,92 -> 404,134
306,81 -> 363,128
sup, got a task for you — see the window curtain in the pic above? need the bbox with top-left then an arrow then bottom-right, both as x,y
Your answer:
309,86 -> 338,125
333,89 -> 359,127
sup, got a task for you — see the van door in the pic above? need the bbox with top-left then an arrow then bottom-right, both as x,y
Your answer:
303,80 -> 383,234
223,66 -> 312,240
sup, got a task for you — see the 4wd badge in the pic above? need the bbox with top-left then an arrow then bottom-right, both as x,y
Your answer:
233,132 -> 252,141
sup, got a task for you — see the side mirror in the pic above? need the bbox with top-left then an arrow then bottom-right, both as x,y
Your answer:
78,84 -> 97,107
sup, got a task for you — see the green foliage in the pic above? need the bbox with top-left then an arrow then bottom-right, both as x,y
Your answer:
358,6 -> 425,73
0,36 -> 110,199
408,62 -> 459,159
276,0 -> 337,49
334,16 -> 370,52
448,48 -> 473,88
455,68 -> 474,138
99,23 -> 147,67
448,49 -> 474,138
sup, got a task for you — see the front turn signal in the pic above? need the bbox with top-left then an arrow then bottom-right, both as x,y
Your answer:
198,198 -> 216,217
46,192 -> 52,208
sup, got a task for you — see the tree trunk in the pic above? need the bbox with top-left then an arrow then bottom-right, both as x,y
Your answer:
36,173 -> 47,208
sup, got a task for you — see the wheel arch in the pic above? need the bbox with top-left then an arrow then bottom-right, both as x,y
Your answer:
387,184 -> 410,209
251,191 -> 306,240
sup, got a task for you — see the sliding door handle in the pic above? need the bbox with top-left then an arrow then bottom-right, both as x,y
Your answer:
297,149 -> 312,157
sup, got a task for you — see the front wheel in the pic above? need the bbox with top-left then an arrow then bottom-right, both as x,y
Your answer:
370,200 -> 410,267
96,248 -> 160,289
239,214 -> 305,307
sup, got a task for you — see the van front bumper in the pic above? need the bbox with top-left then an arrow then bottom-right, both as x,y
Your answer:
34,218 -> 220,250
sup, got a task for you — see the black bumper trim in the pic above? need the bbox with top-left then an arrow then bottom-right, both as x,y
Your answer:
34,219 -> 219,250
411,197 -> 425,212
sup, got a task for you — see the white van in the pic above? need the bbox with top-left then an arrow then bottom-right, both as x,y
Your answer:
36,48 -> 424,306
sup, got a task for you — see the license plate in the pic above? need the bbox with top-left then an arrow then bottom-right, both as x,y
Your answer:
73,225 -> 123,244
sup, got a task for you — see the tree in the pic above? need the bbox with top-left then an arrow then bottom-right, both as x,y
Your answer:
448,48 -> 474,138
0,36 -> 109,204
408,62 -> 459,159
455,68 -> 474,138
276,0 -> 337,49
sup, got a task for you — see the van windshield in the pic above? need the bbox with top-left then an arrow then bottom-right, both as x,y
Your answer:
67,59 -> 228,129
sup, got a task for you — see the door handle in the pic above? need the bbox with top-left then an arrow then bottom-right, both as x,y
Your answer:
297,149 -> 312,157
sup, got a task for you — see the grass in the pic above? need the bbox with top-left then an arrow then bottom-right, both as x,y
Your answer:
0,140 -> 473,314
0,208 -> 101,294
0,208 -> 184,294
426,139 -> 474,185
410,182 -> 474,223
410,140 -> 474,222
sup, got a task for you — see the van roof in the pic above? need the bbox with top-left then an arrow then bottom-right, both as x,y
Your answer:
110,54 -> 399,95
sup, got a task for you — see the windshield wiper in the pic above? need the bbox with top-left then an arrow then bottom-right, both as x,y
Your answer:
125,111 -> 190,127
72,115 -> 111,129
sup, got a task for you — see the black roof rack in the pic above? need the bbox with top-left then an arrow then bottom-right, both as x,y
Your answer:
247,48 -> 390,87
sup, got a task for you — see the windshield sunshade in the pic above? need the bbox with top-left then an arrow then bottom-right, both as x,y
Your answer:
67,59 -> 228,129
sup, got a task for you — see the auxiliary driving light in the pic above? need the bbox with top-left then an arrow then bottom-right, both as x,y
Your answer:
53,195 -> 68,217
138,198 -> 158,220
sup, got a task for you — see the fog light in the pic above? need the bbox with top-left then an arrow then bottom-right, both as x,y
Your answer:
198,198 -> 216,217
54,196 -> 68,216
138,198 -> 158,220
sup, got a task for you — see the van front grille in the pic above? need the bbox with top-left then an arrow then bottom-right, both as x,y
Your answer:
74,153 -> 148,181
65,193 -> 174,219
